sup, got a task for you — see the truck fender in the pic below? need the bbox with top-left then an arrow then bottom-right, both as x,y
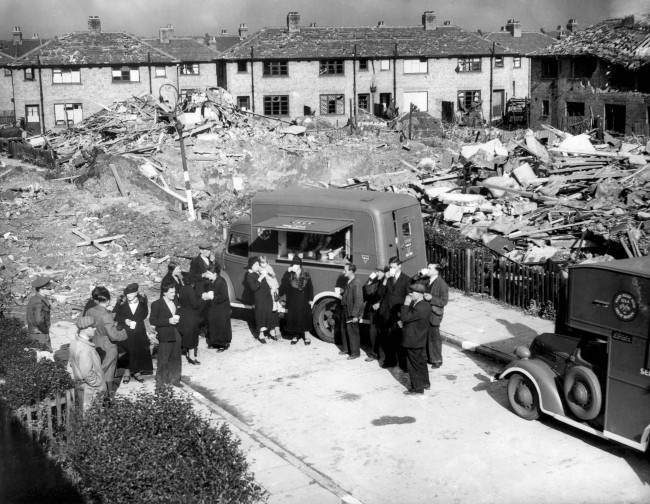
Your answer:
221,271 -> 252,310
500,359 -> 565,416
312,291 -> 341,306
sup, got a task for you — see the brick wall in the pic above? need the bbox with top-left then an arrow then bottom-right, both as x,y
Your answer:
0,68 -> 14,119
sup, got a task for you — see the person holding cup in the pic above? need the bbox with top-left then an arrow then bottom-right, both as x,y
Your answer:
362,266 -> 388,361
378,256 -> 411,369
150,280 -> 182,387
280,256 -> 314,345
399,281 -> 431,395
178,273 -> 211,363
206,263 -> 233,351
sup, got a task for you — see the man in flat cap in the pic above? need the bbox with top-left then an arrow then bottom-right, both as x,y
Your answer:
69,315 -> 106,411
399,282 -> 431,395
26,276 -> 54,351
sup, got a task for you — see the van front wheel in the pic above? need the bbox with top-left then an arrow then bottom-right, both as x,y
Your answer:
312,298 -> 339,344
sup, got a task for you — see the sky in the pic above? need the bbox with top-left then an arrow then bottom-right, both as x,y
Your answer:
0,0 -> 647,38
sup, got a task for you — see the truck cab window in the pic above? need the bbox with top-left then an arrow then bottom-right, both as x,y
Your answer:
227,232 -> 248,257
401,221 -> 412,237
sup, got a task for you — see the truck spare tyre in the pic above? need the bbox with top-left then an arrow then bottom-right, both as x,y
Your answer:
312,297 -> 338,344
563,365 -> 602,421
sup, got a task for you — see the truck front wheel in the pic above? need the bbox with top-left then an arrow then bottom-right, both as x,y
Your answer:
312,297 -> 339,344
507,373 -> 540,421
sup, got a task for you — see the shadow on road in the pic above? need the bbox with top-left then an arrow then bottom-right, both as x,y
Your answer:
495,318 -> 539,339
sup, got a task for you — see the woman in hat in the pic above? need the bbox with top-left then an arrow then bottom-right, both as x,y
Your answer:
177,273 -> 209,363
245,256 -> 278,343
69,315 -> 106,411
161,261 -> 184,304
280,256 -> 314,345
113,283 -> 152,383
206,263 -> 232,351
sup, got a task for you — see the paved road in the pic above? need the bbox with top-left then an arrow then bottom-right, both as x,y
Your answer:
180,318 -> 650,504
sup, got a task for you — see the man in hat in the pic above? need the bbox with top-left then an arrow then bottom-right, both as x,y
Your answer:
362,265 -> 388,361
421,263 -> 449,369
190,242 -> 217,287
378,256 -> 411,369
69,315 -> 106,412
399,282 -> 431,395
339,263 -> 363,360
26,276 -> 54,351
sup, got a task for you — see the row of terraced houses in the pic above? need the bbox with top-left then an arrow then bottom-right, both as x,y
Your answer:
0,11 -> 648,135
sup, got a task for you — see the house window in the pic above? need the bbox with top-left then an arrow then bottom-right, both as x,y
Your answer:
320,94 -> 345,115
237,60 -> 248,73
357,93 -> 370,111
4,68 -> 11,77
52,67 -> 81,84
358,59 -> 368,71
458,90 -> 481,111
237,96 -> 250,110
319,59 -> 344,75
54,103 -> 83,126
154,66 -> 166,78
572,57 -> 596,78
180,64 -> 200,75
458,57 -> 481,72
566,101 -> 585,117
541,58 -> 558,78
513,57 -> 522,68
494,56 -> 504,68
404,58 -> 428,74
227,231 -> 249,257
542,99 -> 550,116
24,68 -> 34,81
379,59 -> 390,71
112,67 -> 140,82
263,95 -> 289,116
25,105 -> 40,123
263,60 -> 288,76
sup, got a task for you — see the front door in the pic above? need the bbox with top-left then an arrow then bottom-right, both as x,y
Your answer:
492,90 -> 505,121
605,104 -> 626,134
24,104 -> 41,134
441,101 -> 454,123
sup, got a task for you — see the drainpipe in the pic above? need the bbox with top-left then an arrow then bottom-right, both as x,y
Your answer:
250,47 -> 255,113
176,64 -> 180,91
393,43 -> 397,108
147,52 -> 152,95
352,44 -> 357,125
489,42 -> 495,126
10,69 -> 16,120
37,56 -> 45,134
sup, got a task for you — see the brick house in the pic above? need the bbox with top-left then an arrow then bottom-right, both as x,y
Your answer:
529,13 -> 650,135
219,11 -> 540,124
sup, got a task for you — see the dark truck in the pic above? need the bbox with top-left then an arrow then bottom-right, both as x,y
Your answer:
499,256 -> 650,451
221,187 -> 427,342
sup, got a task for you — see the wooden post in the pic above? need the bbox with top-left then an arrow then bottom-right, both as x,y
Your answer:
465,248 -> 472,294
408,103 -> 413,140
393,43 -> 398,109
250,47 -> 255,113
352,44 -> 357,126
176,122 -> 196,221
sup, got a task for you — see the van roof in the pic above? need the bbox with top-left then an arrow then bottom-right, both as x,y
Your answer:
252,187 -> 419,213
570,256 -> 650,279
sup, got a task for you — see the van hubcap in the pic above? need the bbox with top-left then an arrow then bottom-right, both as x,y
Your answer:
515,383 -> 533,409
571,382 -> 590,406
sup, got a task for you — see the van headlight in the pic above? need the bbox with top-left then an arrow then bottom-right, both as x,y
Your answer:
514,346 -> 531,359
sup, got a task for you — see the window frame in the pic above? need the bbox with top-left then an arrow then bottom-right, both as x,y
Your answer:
111,66 -> 140,82
180,63 -> 200,76
566,101 -> 585,117
457,57 -> 482,73
237,60 -> 248,73
237,95 -> 251,110
541,58 -> 558,79
263,95 -> 289,116
319,59 -> 344,76
4,68 -> 11,77
357,93 -> 370,112
262,60 -> 288,77
457,90 -> 481,111
513,56 -> 522,69
542,99 -> 550,117
379,59 -> 390,71
403,58 -> 428,74
53,102 -> 83,126
52,67 -> 81,84
25,104 -> 40,123
319,94 -> 345,115
227,231 -> 249,257
358,59 -> 368,71
494,56 -> 504,68
154,66 -> 167,78
24,68 -> 34,81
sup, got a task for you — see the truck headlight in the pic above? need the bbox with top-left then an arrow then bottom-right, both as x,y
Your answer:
514,345 -> 531,359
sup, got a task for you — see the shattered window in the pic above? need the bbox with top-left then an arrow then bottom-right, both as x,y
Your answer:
263,60 -> 288,76
566,101 -> 585,117
52,68 -> 81,84
458,90 -> 480,111
180,64 -> 200,75
357,93 -> 370,111
358,59 -> 368,71
112,67 -> 140,82
320,94 -> 345,115
513,57 -> 521,68
237,95 -> 250,110
457,57 -> 481,72
319,59 -> 344,75
263,95 -> 289,116
541,58 -> 558,78
494,56 -> 504,68
24,68 -> 34,81
54,103 -> 83,126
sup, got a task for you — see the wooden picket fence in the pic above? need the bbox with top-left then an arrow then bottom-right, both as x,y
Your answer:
12,388 -> 77,441
426,243 -> 563,312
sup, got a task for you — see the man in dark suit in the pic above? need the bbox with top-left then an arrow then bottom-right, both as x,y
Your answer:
340,263 -> 364,360
189,242 -> 216,334
26,276 -> 54,351
362,266 -> 388,361
399,282 -> 431,395
150,280 -> 182,387
378,256 -> 411,368
422,263 -> 449,369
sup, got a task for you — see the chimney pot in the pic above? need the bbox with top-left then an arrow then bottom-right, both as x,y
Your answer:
238,23 -> 248,40
12,26 -> 22,45
309,22 -> 317,27
566,18 -> 578,32
377,20 -> 385,27
287,11 -> 300,33
221,29 -> 228,35
88,15 -> 101,34
443,20 -> 451,26
422,10 -> 436,30
505,18 -> 521,37
159,24 -> 174,44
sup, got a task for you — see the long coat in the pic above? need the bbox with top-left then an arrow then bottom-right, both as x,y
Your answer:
113,295 -> 153,374
177,284 -> 204,350
189,255 -> 214,291
160,272 -> 183,304
363,277 -> 387,318
85,304 -> 126,388
149,298 -> 181,342
379,272 -> 411,322
400,300 -> 432,348
26,293 -> 51,335
246,271 -> 277,331
280,270 -> 314,333
207,276 -> 232,347
341,277 -> 364,320
426,277 -> 449,327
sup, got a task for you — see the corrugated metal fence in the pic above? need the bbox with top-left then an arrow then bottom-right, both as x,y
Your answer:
426,243 -> 564,311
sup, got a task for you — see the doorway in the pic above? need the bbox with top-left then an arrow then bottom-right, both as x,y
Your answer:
24,104 -> 40,134
491,90 -> 505,121
441,101 -> 455,123
605,103 -> 626,133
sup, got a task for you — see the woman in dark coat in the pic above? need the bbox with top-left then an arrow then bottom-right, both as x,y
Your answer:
280,256 -> 314,345
245,256 -> 278,344
177,274 -> 205,364
113,283 -> 153,382
207,263 -> 232,351
161,261 -> 183,304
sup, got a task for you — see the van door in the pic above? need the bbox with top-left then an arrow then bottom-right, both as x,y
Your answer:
393,208 -> 416,262
223,229 -> 249,304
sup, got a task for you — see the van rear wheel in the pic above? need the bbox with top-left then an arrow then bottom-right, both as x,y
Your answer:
312,298 -> 339,343
507,373 -> 540,421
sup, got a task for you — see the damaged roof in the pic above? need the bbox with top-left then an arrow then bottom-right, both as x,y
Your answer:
535,13 -> 650,69
0,50 -> 13,65
484,31 -> 556,55
143,37 -> 220,62
221,25 -> 508,60
0,38 -> 47,59
11,31 -> 178,67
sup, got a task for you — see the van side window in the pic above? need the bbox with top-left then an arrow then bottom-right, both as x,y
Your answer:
277,227 -> 352,266
401,221 -> 411,237
227,232 -> 248,257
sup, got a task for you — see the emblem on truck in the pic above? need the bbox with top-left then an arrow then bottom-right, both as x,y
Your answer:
612,291 -> 638,322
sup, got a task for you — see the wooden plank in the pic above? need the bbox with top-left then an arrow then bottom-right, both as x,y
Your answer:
71,229 -> 108,252
109,163 -> 127,196
75,234 -> 125,247
508,220 -> 591,239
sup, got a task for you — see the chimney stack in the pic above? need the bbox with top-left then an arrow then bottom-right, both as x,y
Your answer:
238,23 -> 248,39
32,33 -> 39,39
505,18 -> 521,38
287,11 -> 300,33
422,11 -> 436,31
443,20 -> 451,26
220,29 -> 228,35
377,20 -> 385,27
309,22 -> 317,27
12,26 -> 22,45
566,18 -> 578,32
159,24 -> 174,44
88,15 -> 101,34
